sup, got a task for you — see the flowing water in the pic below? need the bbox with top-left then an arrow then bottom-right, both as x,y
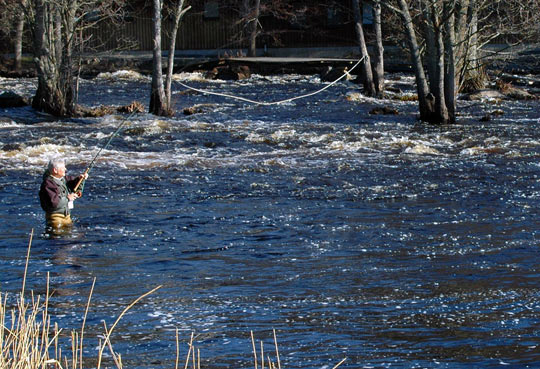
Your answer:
0,70 -> 539,368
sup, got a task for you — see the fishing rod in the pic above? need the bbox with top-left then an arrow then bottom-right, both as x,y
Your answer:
73,110 -> 138,196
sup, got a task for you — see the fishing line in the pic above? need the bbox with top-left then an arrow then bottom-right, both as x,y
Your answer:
174,57 -> 365,106
74,109 -> 138,195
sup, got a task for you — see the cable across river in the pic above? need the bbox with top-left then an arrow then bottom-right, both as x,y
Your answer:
174,57 -> 365,106
73,57 -> 365,194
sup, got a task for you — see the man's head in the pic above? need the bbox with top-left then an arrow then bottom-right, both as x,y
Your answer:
48,157 -> 66,178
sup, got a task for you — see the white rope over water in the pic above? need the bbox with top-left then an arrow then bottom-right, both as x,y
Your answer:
175,57 -> 365,106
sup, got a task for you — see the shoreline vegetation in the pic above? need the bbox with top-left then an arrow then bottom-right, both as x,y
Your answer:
1,230 -> 347,369
0,63 -> 538,122
0,48 -> 539,119
1,44 -> 540,78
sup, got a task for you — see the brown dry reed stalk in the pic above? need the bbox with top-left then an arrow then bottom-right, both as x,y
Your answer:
0,229 -> 160,369
1,230 -> 347,369
175,328 -> 180,369
250,330 -> 347,369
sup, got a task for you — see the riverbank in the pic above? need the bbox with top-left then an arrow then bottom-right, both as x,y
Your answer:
2,44 -> 540,79
1,45 -> 539,113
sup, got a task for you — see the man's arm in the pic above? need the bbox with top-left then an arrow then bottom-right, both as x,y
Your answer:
40,179 -> 68,211
66,174 -> 88,193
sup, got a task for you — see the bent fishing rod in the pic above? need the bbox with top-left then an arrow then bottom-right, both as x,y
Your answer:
73,110 -> 138,196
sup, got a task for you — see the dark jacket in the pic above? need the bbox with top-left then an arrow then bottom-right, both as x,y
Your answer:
39,171 -> 79,215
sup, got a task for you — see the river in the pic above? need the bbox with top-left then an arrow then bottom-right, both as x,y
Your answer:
0,70 -> 539,368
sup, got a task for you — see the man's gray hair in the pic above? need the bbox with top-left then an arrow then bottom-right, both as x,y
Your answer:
47,157 -> 66,172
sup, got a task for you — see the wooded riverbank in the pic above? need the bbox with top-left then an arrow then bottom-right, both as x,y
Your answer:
2,45 -> 540,79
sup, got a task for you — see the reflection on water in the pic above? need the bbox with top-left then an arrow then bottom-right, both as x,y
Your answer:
0,72 -> 539,368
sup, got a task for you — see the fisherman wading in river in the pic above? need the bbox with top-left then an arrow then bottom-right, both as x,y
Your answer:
39,158 -> 88,228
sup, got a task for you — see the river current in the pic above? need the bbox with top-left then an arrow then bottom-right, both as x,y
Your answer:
0,70 -> 539,368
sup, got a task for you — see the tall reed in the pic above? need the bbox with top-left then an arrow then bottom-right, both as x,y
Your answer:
0,230 -> 346,369
0,229 -> 160,369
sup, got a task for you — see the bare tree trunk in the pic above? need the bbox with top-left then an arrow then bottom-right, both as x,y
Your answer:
248,0 -> 260,57
29,0 -> 128,117
430,1 -> 449,124
14,10 -> 24,73
423,2 -> 437,95
396,0 -> 435,122
149,0 -> 167,116
75,28 -> 83,103
242,0 -> 260,57
462,0 -> 485,90
454,0 -> 470,66
352,0 -> 376,97
242,0 -> 250,48
165,0 -> 189,109
454,0 -> 486,92
54,7 -> 62,63
469,5 -> 479,63
372,0 -> 384,97
444,2 -> 456,123
62,0 -> 77,108
32,0 -> 76,117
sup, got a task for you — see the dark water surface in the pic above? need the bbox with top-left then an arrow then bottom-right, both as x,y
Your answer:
1,71 -> 539,368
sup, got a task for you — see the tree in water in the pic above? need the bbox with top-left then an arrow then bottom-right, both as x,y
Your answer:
32,0 -> 76,116
13,3 -> 25,73
351,0 -> 376,97
151,0 -> 190,116
0,0 -> 27,73
149,0 -> 167,116
242,0 -> 261,57
371,0 -> 385,97
165,0 -> 190,109
394,0 -> 438,122
391,0 -> 540,124
29,0 -> 126,117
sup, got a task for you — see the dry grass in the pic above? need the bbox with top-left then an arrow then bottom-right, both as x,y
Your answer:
395,94 -> 418,102
460,69 -> 488,93
1,230 -> 346,369
0,229 -> 161,369
496,79 -> 514,94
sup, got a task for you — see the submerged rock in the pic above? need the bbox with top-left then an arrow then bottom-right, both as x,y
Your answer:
463,89 -> 505,101
479,114 -> 492,122
205,64 -> 251,80
503,86 -> 537,100
369,106 -> 399,115
183,106 -> 204,115
0,91 -> 28,108
480,109 -> 506,122
123,127 -> 146,136
404,143 -> 441,156
385,86 -> 403,94
465,83 -> 537,101
183,104 -> 215,116
2,143 -> 25,151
